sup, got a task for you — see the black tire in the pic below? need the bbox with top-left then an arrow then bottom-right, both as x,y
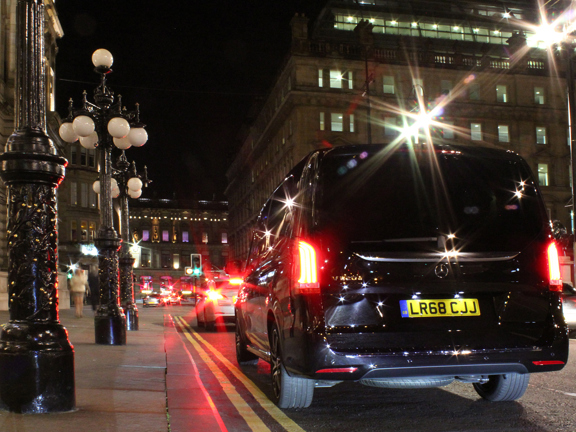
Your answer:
473,373 -> 530,402
270,325 -> 314,408
196,306 -> 204,327
236,322 -> 258,365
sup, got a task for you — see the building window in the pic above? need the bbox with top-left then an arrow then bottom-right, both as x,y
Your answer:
538,163 -> 549,186
441,80 -> 452,95
320,112 -> 325,131
384,117 -> 398,136
471,123 -> 482,141
318,69 -> 323,87
81,221 -> 88,241
202,232 -> 208,244
71,182 -> 78,206
89,222 -> 96,241
81,183 -> 88,207
534,87 -> 545,104
469,83 -> 480,100
329,70 -> 342,88
496,84 -> 507,103
331,113 -> 343,132
162,230 -> 169,242
80,148 -> 87,165
161,251 -> 171,268
536,127 -> 547,144
413,78 -> 424,96
70,145 -> 77,165
71,220 -> 77,242
142,229 -> 150,241
181,253 -> 191,267
88,149 -> 96,167
141,249 -> 150,267
182,231 -> 189,242
440,121 -> 454,139
498,125 -> 510,142
349,114 -> 355,133
173,254 -> 180,270
222,233 -> 228,244
383,76 -> 395,94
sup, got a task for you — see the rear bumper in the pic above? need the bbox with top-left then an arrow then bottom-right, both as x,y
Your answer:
285,333 -> 569,381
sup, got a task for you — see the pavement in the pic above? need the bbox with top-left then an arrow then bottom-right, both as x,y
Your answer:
0,304 -> 206,432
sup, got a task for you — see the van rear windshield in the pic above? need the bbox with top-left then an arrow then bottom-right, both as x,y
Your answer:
315,148 -> 546,252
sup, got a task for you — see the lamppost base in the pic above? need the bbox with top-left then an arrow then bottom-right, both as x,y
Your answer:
0,322 -> 75,413
124,303 -> 139,331
95,307 -> 126,345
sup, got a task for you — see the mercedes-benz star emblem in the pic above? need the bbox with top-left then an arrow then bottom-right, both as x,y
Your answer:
434,263 -> 450,278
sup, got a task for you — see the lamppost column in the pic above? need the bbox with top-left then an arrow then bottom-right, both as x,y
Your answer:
0,0 -> 74,413
566,44 -> 576,283
94,135 -> 126,345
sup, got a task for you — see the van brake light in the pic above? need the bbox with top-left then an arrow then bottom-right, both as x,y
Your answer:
547,242 -> 562,292
295,240 -> 320,294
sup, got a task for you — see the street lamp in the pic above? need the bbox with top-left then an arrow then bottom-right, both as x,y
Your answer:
0,0 -> 74,412
59,49 -> 148,345
112,151 -> 150,330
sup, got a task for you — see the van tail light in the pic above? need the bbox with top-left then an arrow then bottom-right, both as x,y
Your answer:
547,242 -> 562,292
294,240 -> 320,294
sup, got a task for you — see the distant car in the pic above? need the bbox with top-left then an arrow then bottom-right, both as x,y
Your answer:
168,292 -> 182,305
196,278 -> 241,330
143,293 -> 168,307
561,283 -> 576,336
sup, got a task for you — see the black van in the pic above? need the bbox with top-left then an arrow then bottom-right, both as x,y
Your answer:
235,143 -> 569,408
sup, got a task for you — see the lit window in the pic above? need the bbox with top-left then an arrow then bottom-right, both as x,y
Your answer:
142,230 -> 150,242
383,76 -> 395,94
498,125 -> 510,142
331,113 -> 343,132
318,69 -> 323,87
320,112 -> 325,131
202,232 -> 208,244
162,230 -> 169,242
173,254 -> 180,270
330,70 -> 343,89
182,231 -> 189,243
89,222 -> 96,241
441,80 -> 452,95
440,121 -> 454,139
538,163 -> 549,186
496,84 -> 507,103
81,221 -> 87,241
536,127 -> 547,145
222,233 -> 228,244
471,123 -> 482,141
413,78 -> 424,96
534,87 -> 545,104
349,114 -> 355,133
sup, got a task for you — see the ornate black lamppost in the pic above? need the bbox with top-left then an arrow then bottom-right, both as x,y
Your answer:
111,152 -> 150,331
59,49 -> 148,345
0,0 -> 75,413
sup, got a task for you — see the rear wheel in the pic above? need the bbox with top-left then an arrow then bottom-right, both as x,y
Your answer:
235,321 -> 258,365
473,373 -> 530,402
270,325 -> 314,408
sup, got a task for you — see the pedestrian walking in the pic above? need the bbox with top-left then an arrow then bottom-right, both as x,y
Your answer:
69,268 -> 88,318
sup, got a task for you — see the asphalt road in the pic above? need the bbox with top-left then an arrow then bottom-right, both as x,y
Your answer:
166,306 -> 576,432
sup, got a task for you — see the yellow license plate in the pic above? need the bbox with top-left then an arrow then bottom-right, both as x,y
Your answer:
400,299 -> 480,318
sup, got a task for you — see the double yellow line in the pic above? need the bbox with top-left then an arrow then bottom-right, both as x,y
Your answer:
173,316 -> 306,432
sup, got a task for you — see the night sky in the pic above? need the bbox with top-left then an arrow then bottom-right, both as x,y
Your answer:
54,0 -> 326,201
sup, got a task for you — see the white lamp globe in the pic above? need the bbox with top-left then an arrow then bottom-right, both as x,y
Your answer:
111,178 -> 118,189
107,117 -> 130,138
128,189 -> 142,199
59,122 -> 78,143
113,136 -> 131,150
128,127 -> 148,147
80,132 -> 98,149
92,49 -> 113,68
112,187 -> 120,198
93,180 -> 101,194
127,177 -> 143,191
72,115 -> 95,137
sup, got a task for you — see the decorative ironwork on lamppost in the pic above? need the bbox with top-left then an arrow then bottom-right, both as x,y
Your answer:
110,152 -> 150,330
0,0 -> 75,413
59,49 -> 148,345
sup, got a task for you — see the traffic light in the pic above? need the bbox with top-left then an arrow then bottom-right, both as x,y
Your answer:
191,254 -> 202,275
184,266 -> 193,276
